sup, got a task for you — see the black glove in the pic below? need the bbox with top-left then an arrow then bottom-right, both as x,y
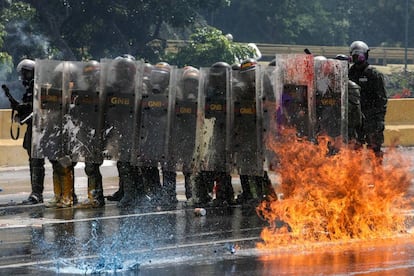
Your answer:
16,103 -> 32,124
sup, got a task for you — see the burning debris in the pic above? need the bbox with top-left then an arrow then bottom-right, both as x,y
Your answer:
257,130 -> 414,248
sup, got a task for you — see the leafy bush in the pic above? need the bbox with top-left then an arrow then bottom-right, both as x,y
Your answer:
384,68 -> 414,98
164,27 -> 257,68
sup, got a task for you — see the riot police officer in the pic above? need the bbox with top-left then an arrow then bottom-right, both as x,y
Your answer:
233,58 -> 274,204
192,61 -> 235,206
45,61 -> 78,208
14,59 -> 46,205
348,41 -> 387,158
233,58 -> 258,203
77,60 -> 105,208
171,66 -> 200,200
138,61 -> 176,206
102,56 -> 144,208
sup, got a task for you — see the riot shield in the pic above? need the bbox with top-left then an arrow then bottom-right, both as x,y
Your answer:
314,58 -> 348,142
169,67 -> 199,173
274,54 -> 316,140
100,57 -> 141,162
60,61 -> 84,165
66,60 -> 102,163
231,66 -> 263,176
135,62 -> 175,167
260,64 -> 279,171
194,66 -> 233,173
32,59 -> 68,161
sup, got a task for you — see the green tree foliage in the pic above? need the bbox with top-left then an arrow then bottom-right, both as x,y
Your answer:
165,27 -> 256,67
208,0 -> 346,45
0,1 -> 24,78
1,1 -> 48,62
210,0 -> 414,48
1,0 -> 414,65
21,0 -> 230,62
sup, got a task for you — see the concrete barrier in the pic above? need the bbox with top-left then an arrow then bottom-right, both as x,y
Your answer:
0,109 -> 27,167
384,98 -> 414,146
0,99 -> 412,167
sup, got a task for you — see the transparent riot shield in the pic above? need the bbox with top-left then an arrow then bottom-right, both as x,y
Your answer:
169,67 -> 199,173
135,63 -> 175,167
260,64 -> 279,171
314,58 -> 348,142
274,54 -> 316,141
66,60 -> 102,163
60,61 -> 84,165
231,66 -> 263,176
100,58 -> 142,162
194,66 -> 233,173
32,59 -> 67,161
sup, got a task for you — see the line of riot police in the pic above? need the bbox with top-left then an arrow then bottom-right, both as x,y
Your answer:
30,54 -> 352,208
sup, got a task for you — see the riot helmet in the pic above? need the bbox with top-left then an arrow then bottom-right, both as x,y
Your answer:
17,59 -> 35,85
240,58 -> 257,83
349,40 -> 369,64
52,61 -> 79,89
122,54 -> 136,60
208,61 -> 231,94
183,65 -> 197,72
335,54 -> 351,62
209,61 -> 230,89
182,67 -> 199,99
108,56 -> 137,90
141,62 -> 154,94
240,58 -> 257,71
150,61 -> 171,94
210,61 -> 231,74
231,63 -> 241,71
83,60 -> 100,89
143,62 -> 154,78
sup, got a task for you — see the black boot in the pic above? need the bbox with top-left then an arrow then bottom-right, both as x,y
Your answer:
117,178 -> 136,208
162,170 -> 177,205
107,187 -> 124,201
213,173 -> 234,206
262,171 -> 277,200
142,166 -> 162,205
117,162 -> 137,208
236,175 -> 253,204
107,162 -> 125,201
132,166 -> 147,206
184,172 -> 192,200
194,171 -> 212,205
72,164 -> 78,205
80,163 -> 105,208
22,160 -> 45,205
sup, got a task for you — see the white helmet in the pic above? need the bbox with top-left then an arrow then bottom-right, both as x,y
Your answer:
349,41 -> 369,56
16,59 -> 35,73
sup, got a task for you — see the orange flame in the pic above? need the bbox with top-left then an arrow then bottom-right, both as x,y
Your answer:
257,130 -> 414,249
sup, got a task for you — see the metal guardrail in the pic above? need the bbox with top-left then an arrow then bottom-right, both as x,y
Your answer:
166,40 -> 414,65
